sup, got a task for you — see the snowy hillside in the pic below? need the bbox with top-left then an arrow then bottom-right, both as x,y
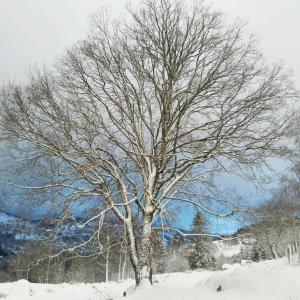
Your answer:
0,211 -> 36,255
213,237 -> 257,258
213,240 -> 243,258
0,210 -> 99,256
0,257 -> 299,300
0,211 -> 20,225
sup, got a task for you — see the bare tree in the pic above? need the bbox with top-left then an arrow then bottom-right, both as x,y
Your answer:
0,0 -> 295,287
250,169 -> 300,259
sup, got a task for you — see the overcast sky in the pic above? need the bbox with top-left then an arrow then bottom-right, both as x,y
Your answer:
1,0 -> 298,231
0,0 -> 300,88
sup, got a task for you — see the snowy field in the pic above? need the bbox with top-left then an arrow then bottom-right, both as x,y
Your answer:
0,258 -> 300,300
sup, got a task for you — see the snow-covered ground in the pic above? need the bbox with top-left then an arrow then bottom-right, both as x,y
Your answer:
0,257 -> 299,300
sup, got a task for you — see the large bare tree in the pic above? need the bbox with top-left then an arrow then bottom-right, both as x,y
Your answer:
0,0 -> 295,287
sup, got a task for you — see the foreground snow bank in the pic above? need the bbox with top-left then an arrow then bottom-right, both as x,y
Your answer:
0,258 -> 299,300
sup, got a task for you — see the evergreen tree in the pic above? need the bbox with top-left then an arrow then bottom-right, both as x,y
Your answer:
191,212 -> 208,241
240,244 -> 252,261
186,243 -> 216,270
185,212 -> 216,270
251,243 -> 266,262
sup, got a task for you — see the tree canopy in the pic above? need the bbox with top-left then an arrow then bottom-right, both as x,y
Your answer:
0,0 -> 295,286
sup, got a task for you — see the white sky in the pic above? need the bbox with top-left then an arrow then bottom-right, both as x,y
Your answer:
1,0 -> 297,231
0,0 -> 300,88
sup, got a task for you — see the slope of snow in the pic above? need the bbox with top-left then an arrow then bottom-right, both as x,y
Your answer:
0,258 -> 299,300
213,240 -> 242,257
0,211 -> 20,225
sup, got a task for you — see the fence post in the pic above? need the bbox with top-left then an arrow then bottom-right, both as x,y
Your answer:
287,244 -> 292,264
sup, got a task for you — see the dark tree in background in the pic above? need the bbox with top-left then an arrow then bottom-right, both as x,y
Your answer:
0,0 -> 295,287
250,242 -> 266,262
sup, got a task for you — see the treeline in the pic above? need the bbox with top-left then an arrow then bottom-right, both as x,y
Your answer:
1,167 -> 300,284
0,212 -> 217,283
232,165 -> 300,263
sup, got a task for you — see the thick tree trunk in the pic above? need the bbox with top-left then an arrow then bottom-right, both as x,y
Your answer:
138,214 -> 153,286
124,219 -> 141,286
124,213 -> 153,287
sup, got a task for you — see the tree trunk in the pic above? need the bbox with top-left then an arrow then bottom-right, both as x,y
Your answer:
124,219 -> 141,286
124,214 -> 153,287
122,252 -> 126,280
46,257 -> 50,283
105,235 -> 110,283
138,214 -> 153,286
118,251 -> 122,282
270,244 -> 278,259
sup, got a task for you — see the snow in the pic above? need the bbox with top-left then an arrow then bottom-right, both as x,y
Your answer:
0,258 -> 300,300
14,233 -> 39,241
0,212 -> 19,225
221,263 -> 240,270
213,240 -> 242,258
240,259 -> 252,266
